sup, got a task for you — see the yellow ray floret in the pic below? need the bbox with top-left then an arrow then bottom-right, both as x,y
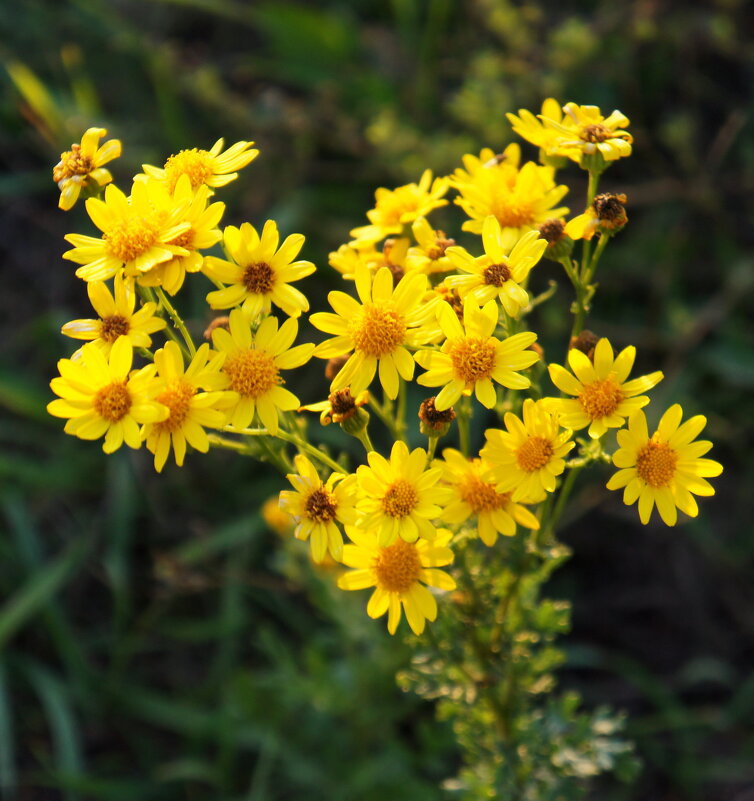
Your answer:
310,264 -> 436,399
405,218 -> 457,275
141,138 -> 259,193
445,217 -> 547,318
142,341 -> 232,472
279,454 -> 358,563
349,169 -> 449,246
53,127 -> 122,211
415,299 -> 539,410
204,221 -> 315,319
506,99 -> 569,157
440,449 -> 540,546
337,526 -> 456,635
481,399 -> 574,504
63,181 -> 191,283
356,440 -> 453,547
544,338 -> 663,439
537,102 -> 633,163
47,336 -> 167,453
606,406 -> 722,526
212,308 -> 314,434
61,273 -> 166,355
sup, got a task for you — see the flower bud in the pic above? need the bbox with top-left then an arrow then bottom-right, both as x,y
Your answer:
419,396 -> 456,438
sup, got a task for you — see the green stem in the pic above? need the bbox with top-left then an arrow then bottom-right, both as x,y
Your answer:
370,393 -> 401,440
426,435 -> 439,466
457,396 -> 472,456
396,379 -> 408,442
155,286 -> 196,358
542,465 -> 583,537
355,427 -> 375,454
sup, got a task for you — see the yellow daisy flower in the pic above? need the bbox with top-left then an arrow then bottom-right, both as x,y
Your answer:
47,336 -> 167,453
541,103 -> 633,163
204,221 -> 315,318
444,217 -> 547,318
61,273 -> 166,355
279,454 -> 358,563
349,169 -> 449,246
310,264 -> 434,400
211,308 -> 314,434
415,299 -> 539,411
136,175 -> 225,295
142,341 -> 230,472
63,181 -> 191,283
356,440 -> 452,546
299,388 -> 369,426
440,449 -> 540,546
405,217 -> 457,275
451,144 -> 522,184
452,157 -> 569,247
53,127 -> 122,211
544,338 -> 663,439
506,98 -> 569,156
606,406 -> 723,526
337,526 -> 456,635
481,399 -> 574,503
329,238 -> 410,283
141,138 -> 259,193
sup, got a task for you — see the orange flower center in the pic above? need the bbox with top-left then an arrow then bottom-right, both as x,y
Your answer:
578,377 -> 624,419
483,262 -> 512,286
305,487 -> 338,522
99,315 -> 131,343
243,262 -> 275,294
105,214 -> 160,263
382,478 -> 418,518
581,123 -> 610,143
374,538 -> 422,593
491,197 -> 534,229
170,227 -> 195,249
54,145 -> 93,181
449,337 -> 497,383
459,475 -> 508,512
224,349 -> 280,398
351,303 -> 406,357
163,148 -> 214,192
636,440 -> 678,488
93,381 -> 132,422
516,436 -> 554,472
155,379 -> 196,433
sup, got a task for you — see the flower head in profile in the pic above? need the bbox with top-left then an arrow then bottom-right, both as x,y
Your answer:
356,441 -> 452,546
141,138 -> 258,193
566,193 -> 628,242
204,221 -> 315,319
406,218 -> 457,275
61,273 -> 166,355
539,103 -> 633,164
47,337 -> 167,453
299,388 -> 369,427
53,127 -> 121,211
445,218 -> 547,318
415,299 -> 539,410
212,308 -> 314,434
143,342 -> 231,472
481,399 -> 574,503
63,181 -> 191,283
607,406 -> 722,526
349,170 -> 449,246
311,264 -> 435,399
440,449 -> 540,546
545,338 -> 663,439
329,238 -> 410,283
337,527 -> 456,635
279,455 -> 357,563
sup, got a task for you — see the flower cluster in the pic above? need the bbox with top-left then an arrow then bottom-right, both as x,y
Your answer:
49,100 -> 721,637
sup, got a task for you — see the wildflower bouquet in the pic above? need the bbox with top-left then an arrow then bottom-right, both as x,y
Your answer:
49,103 -> 722,797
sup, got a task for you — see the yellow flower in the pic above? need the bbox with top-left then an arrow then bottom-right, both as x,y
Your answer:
136,175 -> 225,295
61,273 -> 166,354
299,388 -> 369,426
565,193 -> 628,242
53,127 -> 121,211
337,527 -> 456,635
143,341 -> 231,472
311,264 -> 434,399
452,144 -> 521,184
544,338 -> 663,439
444,217 -> 547,318
279,455 -> 358,563
415,299 -> 539,410
481,399 -> 574,503
63,181 -> 191,283
452,156 -> 569,248
606,406 -> 722,526
405,217 -> 457,275
540,103 -> 633,163
329,238 -> 410,282
506,98 -> 569,156
204,221 -> 315,318
212,308 -> 314,434
47,336 -> 167,453
356,440 -> 452,546
141,138 -> 259,193
440,449 -> 540,546
349,169 -> 449,246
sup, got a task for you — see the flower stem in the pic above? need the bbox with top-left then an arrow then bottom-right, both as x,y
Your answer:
155,286 -> 196,358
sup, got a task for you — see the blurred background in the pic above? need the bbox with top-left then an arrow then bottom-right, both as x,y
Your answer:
1,0 -> 753,798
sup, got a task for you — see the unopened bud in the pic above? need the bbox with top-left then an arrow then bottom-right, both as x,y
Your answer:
593,193 -> 628,234
325,354 -> 350,382
537,218 -> 574,262
419,397 -> 456,438
569,329 -> 600,361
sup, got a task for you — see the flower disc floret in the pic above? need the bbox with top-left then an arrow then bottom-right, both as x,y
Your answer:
351,305 -> 407,357
374,539 -> 422,593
